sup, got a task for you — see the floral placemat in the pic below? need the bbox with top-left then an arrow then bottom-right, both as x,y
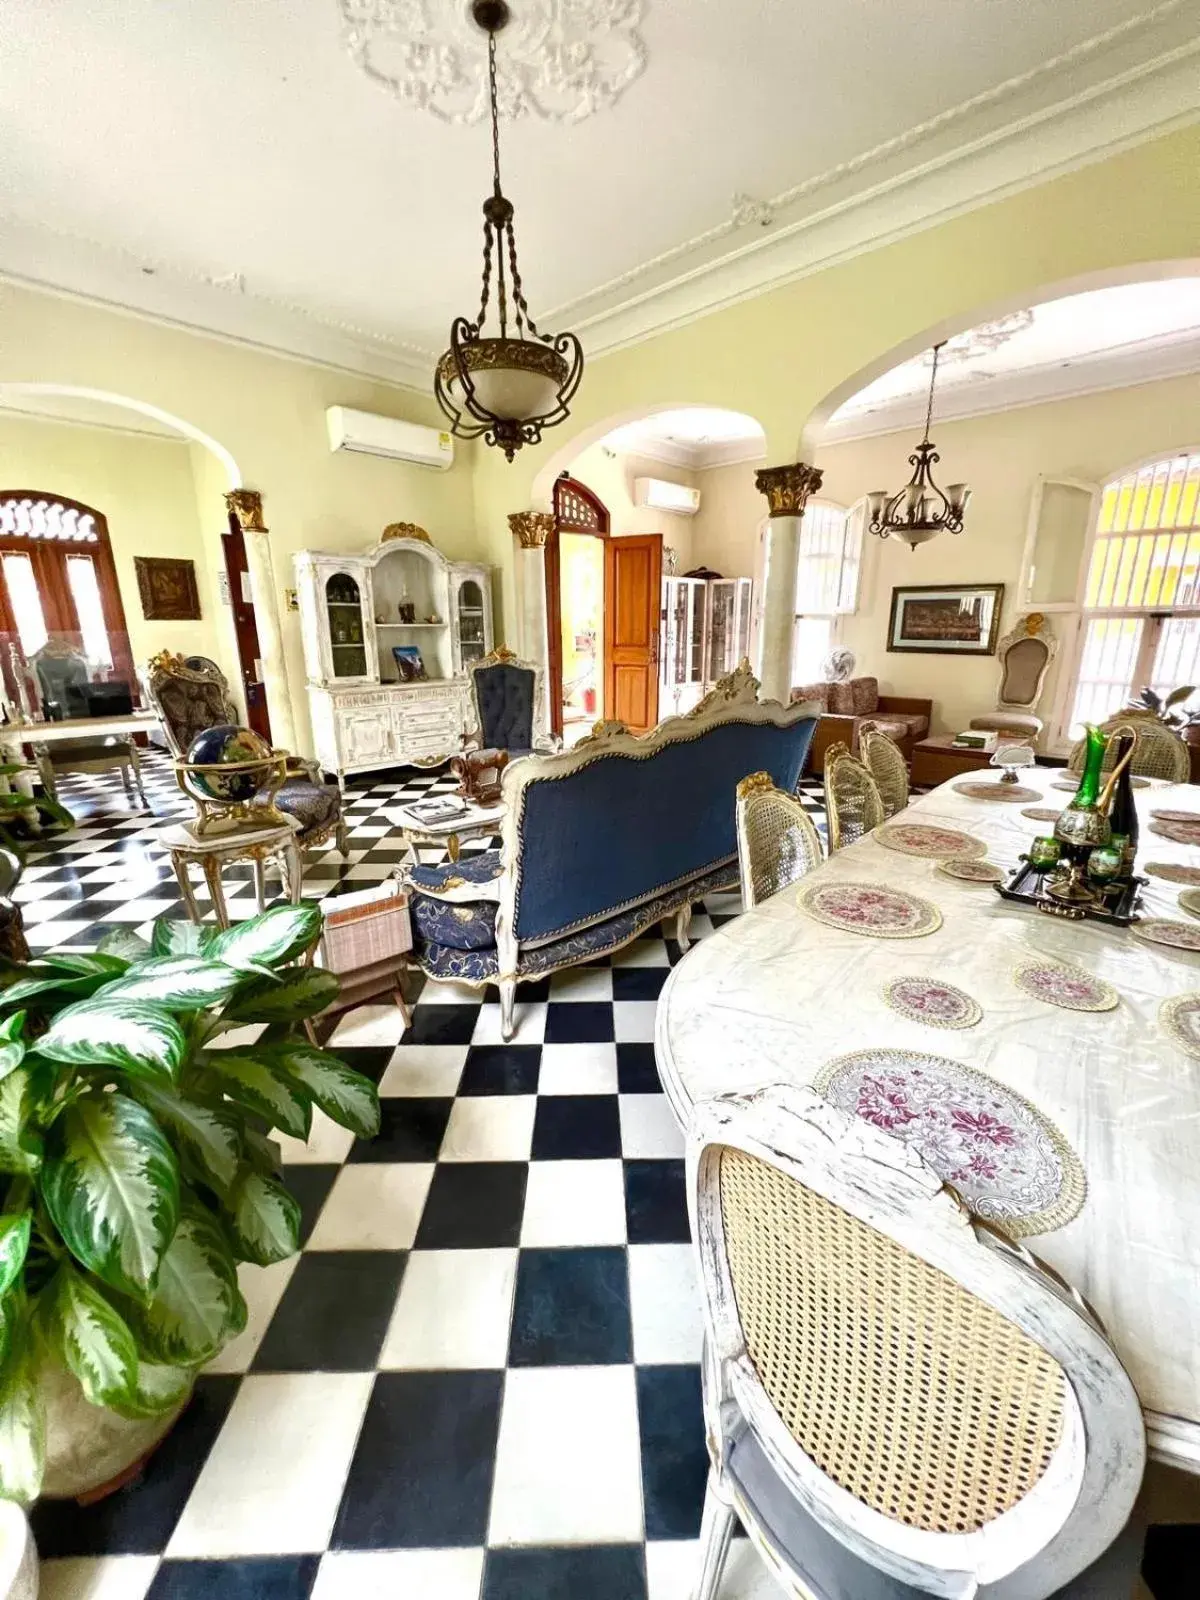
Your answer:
1021,807 -> 1062,823
882,977 -> 981,1029
952,782 -> 1041,802
814,1047 -> 1086,1237
936,857 -> 1004,884
873,822 -> 987,859
1152,809 -> 1200,825
1179,889 -> 1200,921
1132,919 -> 1200,953
1051,780 -> 1080,792
1160,993 -> 1200,1059
1013,958 -> 1119,1012
797,880 -> 943,939
1150,820 -> 1200,846
1144,862 -> 1200,885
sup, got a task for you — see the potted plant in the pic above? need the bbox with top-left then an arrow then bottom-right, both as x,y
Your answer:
1127,684 -> 1200,744
0,901 -> 379,1504
0,763 -> 73,853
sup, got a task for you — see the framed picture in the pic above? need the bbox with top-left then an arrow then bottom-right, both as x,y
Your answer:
887,584 -> 1004,655
135,557 -> 201,621
392,644 -> 427,683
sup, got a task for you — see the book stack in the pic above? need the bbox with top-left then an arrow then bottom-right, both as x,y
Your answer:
951,730 -> 998,752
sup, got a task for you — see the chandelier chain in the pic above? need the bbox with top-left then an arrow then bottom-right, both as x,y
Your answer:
488,28 -> 503,199
923,342 -> 943,443
476,216 -> 493,331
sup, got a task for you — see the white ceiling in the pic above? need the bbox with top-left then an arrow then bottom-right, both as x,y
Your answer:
819,278 -> 1200,442
1,1 -> 1197,388
600,406 -> 765,470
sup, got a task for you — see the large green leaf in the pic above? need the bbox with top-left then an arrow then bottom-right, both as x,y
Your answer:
243,1128 -> 282,1176
0,1071 -> 40,1176
104,957 -> 244,1013
97,929 -> 153,965
0,1013 -> 24,1042
208,903 -> 322,971
151,919 -> 208,959
38,1000 -> 186,1083
0,1349 -> 43,1504
0,1213 -> 31,1298
25,954 -> 126,979
266,1042 -> 380,1139
135,1083 -> 240,1196
42,1094 -> 180,1300
111,1358 -> 194,1421
0,1034 -> 23,1084
0,969 -> 113,1007
48,1263 -> 138,1409
204,1051 -> 311,1141
226,1169 -> 300,1265
223,966 -> 340,1024
129,1207 -> 245,1365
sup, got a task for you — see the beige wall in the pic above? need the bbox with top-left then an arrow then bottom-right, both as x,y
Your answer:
563,442 -> 700,569
696,372 -> 1200,738
0,411 -> 237,693
690,462 -> 762,578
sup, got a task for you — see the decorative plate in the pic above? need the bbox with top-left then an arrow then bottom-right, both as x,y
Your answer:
1021,807 -> 1062,823
814,1048 -> 1086,1237
952,782 -> 1041,802
1149,820 -> 1200,845
1131,919 -> 1200,952
1152,809 -> 1200,825
1178,889 -> 1200,921
797,880 -> 943,939
882,977 -> 981,1029
1013,958 -> 1119,1012
873,822 -> 987,859
1144,862 -> 1200,885
1159,994 -> 1200,1059
936,857 -> 1005,884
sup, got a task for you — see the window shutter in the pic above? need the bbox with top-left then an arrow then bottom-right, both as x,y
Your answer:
1021,477 -> 1100,609
835,498 -> 866,614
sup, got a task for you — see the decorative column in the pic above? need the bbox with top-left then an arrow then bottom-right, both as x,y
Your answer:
509,511 -> 554,672
224,489 -> 299,755
754,463 -> 824,704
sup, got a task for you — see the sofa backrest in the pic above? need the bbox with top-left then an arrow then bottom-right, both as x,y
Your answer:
503,694 -> 818,946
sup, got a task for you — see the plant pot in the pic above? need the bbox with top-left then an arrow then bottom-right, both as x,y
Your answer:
0,1501 -> 35,1600
39,1360 -> 191,1502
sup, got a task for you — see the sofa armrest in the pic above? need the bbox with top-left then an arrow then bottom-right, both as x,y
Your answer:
877,695 -> 933,719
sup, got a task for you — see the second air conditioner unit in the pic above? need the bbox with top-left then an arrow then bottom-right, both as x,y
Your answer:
634,476 -> 702,516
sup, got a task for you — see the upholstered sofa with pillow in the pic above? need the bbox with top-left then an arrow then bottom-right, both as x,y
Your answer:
405,666 -> 819,1040
790,676 -> 931,775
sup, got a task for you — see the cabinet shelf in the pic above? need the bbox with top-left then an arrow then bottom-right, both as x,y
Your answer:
375,621 -> 449,630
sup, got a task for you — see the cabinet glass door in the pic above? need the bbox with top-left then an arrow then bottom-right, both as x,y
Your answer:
326,572 -> 367,678
735,579 -> 753,666
457,578 -> 487,666
706,580 -> 738,682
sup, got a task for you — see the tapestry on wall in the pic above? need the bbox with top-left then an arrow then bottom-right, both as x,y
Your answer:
887,583 -> 1003,656
135,557 -> 201,621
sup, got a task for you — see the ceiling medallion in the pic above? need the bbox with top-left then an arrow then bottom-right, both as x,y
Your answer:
339,0 -> 647,124
924,309 -> 1035,366
866,342 -> 970,550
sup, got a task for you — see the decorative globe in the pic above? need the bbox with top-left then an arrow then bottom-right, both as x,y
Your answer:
183,724 -> 274,806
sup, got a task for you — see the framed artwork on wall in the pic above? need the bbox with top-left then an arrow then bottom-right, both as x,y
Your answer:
887,583 -> 1004,655
135,557 -> 201,621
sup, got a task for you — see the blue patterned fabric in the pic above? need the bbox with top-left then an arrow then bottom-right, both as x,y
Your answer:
513,715 -> 815,945
411,894 -> 498,951
410,849 -> 503,894
474,662 -> 535,751
415,942 -> 498,984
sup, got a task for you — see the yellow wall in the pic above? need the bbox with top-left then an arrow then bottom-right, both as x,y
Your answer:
690,462 -> 762,579
563,442 -> 700,569
0,412 -> 236,690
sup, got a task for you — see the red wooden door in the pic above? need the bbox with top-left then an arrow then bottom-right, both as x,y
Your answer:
221,519 -> 272,744
603,535 -> 662,733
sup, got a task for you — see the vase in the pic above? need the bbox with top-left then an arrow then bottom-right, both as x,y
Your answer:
39,1359 -> 191,1502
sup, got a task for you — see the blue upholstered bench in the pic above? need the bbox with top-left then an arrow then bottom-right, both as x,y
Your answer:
405,665 -> 818,1039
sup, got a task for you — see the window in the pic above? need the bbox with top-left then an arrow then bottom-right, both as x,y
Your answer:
791,499 -> 864,683
1,554 -> 48,658
1068,453 -> 1200,736
66,555 -> 114,671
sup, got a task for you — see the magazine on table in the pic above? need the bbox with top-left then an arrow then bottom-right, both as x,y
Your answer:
406,795 -> 469,824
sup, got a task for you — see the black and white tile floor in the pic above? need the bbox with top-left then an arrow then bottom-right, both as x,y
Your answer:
15,757 -> 1192,1600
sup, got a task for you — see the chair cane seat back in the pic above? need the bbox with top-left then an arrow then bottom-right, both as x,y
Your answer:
735,772 -> 824,908
824,741 -> 886,849
859,726 -> 909,819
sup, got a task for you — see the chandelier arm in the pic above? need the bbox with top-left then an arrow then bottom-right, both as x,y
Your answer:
495,222 -> 508,338
505,225 -> 534,339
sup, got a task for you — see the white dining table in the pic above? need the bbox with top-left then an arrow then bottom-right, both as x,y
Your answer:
656,772 -> 1200,1474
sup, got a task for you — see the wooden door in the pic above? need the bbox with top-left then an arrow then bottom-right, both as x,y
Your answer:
221,518 -> 272,743
603,535 -> 662,732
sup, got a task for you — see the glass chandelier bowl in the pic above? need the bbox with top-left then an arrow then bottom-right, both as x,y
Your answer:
434,0 -> 584,461
866,343 -> 970,548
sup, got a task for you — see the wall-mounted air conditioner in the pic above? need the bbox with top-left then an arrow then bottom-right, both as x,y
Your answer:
634,476 -> 701,516
326,406 -> 454,470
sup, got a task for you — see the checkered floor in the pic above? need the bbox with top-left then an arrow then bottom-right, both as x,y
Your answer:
16,757 -> 1192,1600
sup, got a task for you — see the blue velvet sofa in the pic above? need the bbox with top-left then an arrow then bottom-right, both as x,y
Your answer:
405,664 -> 818,1039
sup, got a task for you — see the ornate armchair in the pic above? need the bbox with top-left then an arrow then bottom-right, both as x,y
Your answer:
735,772 -> 823,908
144,652 -> 347,853
969,614 -> 1057,741
453,646 -> 559,800
27,640 -> 148,809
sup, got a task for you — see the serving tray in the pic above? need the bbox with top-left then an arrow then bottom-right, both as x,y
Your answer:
993,860 -> 1146,926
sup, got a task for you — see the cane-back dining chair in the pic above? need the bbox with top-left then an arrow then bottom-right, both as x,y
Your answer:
1068,711 -> 1190,785
859,724 -> 909,819
688,1085 -> 1146,1600
735,771 -> 824,909
823,740 -> 885,850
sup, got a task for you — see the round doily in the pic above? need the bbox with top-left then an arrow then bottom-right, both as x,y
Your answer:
1013,958 -> 1119,1013
1160,993 -> 1200,1059
1150,820 -> 1200,846
1021,807 -> 1062,823
953,782 -> 1041,802
797,880 -> 943,939
1179,889 -> 1200,920
814,1048 -> 1086,1237
1152,809 -> 1200,825
873,822 -> 987,859
1132,919 -> 1200,952
1051,780 -> 1080,792
1144,862 -> 1200,886
936,857 -> 1005,884
882,977 -> 981,1029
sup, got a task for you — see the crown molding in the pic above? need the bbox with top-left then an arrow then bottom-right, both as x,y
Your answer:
816,330 -> 1200,445
0,400 -> 187,446
603,430 -> 766,472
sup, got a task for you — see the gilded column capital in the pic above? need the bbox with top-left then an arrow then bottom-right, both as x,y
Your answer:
225,488 -> 267,533
754,463 -> 823,517
509,511 -> 555,549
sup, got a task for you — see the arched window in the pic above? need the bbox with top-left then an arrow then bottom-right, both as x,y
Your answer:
1068,452 -> 1200,733
553,473 -> 610,535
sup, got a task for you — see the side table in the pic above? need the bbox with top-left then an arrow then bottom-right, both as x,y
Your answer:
386,800 -> 505,866
162,816 -> 303,928
911,734 -> 1001,788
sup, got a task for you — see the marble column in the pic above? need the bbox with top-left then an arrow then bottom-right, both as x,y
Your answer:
224,489 -> 299,754
509,511 -> 554,671
754,462 -> 824,704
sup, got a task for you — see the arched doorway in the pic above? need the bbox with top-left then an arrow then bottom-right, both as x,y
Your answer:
547,473 -> 610,741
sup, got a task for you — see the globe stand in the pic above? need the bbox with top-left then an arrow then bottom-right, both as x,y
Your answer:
175,753 -> 290,837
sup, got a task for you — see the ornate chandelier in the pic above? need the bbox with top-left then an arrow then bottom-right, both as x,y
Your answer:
434,0 -> 584,462
866,342 -> 970,549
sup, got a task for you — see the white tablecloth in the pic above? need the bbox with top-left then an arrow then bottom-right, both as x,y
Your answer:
656,774 -> 1200,1471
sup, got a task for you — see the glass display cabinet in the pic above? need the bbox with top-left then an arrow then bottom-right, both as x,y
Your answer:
295,531 -> 494,783
660,574 -> 753,715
